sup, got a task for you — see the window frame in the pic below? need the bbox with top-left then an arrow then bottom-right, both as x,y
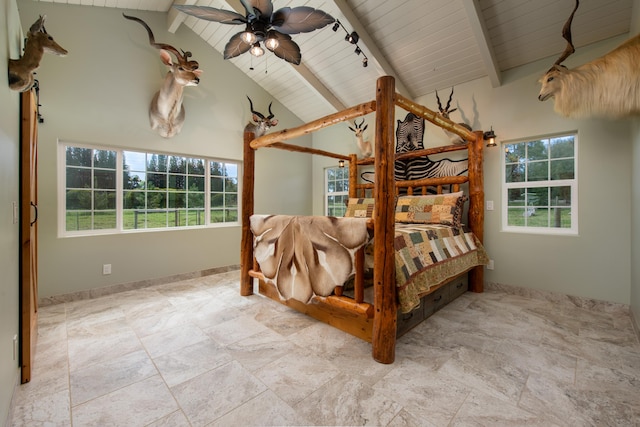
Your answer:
324,165 -> 350,216
501,132 -> 578,235
58,141 -> 241,237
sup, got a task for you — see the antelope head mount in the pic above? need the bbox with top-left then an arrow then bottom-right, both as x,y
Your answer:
436,87 -> 472,145
8,15 -> 68,92
245,96 -> 278,137
348,118 -> 372,158
123,14 -> 202,138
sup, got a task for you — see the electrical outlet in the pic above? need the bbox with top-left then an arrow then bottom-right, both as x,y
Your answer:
102,264 -> 112,275
12,202 -> 18,224
487,259 -> 494,270
13,335 -> 17,360
486,200 -> 494,211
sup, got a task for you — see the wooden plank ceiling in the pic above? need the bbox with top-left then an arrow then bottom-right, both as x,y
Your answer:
34,0 -> 633,122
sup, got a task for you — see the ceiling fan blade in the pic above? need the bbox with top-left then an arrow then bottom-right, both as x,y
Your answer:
248,0 -> 273,19
224,31 -> 252,59
271,7 -> 335,34
173,5 -> 246,24
270,32 -> 302,65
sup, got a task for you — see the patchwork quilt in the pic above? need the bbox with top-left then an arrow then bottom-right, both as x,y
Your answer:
391,223 -> 489,313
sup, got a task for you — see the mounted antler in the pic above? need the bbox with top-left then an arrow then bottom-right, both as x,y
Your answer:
435,88 -> 472,145
123,14 -> 202,138
8,15 -> 68,92
550,0 -> 580,70
348,118 -> 371,158
538,0 -> 640,118
436,88 -> 456,118
245,96 -> 279,137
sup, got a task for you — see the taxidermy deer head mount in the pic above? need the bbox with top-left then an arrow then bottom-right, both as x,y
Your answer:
245,96 -> 278,136
538,0 -> 640,118
436,88 -> 472,145
8,15 -> 68,92
123,14 -> 202,138
348,118 -> 372,158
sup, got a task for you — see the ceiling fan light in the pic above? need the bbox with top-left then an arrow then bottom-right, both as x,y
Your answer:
362,57 -> 368,67
250,42 -> 265,57
265,36 -> 279,51
241,30 -> 257,45
355,47 -> 361,55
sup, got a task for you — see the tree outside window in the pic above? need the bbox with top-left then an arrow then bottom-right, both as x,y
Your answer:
503,134 -> 577,234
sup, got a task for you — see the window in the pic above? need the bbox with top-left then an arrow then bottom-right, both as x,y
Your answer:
60,142 -> 240,236
325,166 -> 349,216
503,133 -> 577,234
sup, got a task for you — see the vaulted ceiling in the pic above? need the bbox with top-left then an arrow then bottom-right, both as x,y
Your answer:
34,0 -> 633,123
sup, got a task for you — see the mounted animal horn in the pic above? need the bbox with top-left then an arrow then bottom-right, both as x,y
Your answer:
436,88 -> 457,116
245,96 -> 278,137
123,14 -> 202,138
550,0 -> 580,71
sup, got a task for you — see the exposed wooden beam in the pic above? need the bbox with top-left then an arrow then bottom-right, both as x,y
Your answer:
461,0 -> 501,87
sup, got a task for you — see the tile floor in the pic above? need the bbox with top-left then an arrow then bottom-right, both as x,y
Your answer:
8,270 -> 640,426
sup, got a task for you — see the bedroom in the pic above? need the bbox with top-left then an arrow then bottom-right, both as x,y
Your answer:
1,0 -> 639,425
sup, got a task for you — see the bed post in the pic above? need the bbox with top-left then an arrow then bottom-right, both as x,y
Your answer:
240,130 -> 256,296
348,153 -> 358,197
467,130 -> 484,292
372,76 -> 397,364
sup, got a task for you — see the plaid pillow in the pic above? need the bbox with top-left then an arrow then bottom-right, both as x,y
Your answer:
395,192 -> 467,226
344,198 -> 375,218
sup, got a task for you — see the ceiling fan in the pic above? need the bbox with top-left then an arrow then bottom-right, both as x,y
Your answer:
174,0 -> 335,65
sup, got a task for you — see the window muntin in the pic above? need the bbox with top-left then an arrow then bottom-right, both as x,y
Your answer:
325,166 -> 349,216
61,143 -> 240,236
65,147 -> 117,231
503,134 -> 577,234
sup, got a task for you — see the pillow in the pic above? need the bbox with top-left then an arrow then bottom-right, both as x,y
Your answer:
395,191 -> 467,226
344,198 -> 375,218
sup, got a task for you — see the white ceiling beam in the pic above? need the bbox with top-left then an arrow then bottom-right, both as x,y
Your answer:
167,0 -> 197,33
331,0 -> 413,100
461,0 -> 501,87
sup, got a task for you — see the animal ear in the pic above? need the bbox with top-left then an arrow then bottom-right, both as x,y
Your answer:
449,108 -> 457,114
363,124 -> 368,132
193,69 -> 203,77
252,113 -> 261,122
270,119 -> 278,126
348,126 -> 355,132
159,50 -> 173,66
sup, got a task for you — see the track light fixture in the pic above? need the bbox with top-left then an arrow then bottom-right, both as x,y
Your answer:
333,19 -> 369,68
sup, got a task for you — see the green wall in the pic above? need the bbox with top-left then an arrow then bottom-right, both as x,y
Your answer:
630,0 -> 640,335
1,0 -> 23,423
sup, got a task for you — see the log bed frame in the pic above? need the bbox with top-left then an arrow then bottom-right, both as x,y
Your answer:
240,76 -> 484,364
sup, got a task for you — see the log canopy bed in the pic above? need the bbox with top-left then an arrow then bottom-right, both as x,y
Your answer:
240,76 -> 488,364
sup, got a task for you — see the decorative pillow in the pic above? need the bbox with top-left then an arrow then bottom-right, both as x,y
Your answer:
344,198 -> 375,218
395,191 -> 467,226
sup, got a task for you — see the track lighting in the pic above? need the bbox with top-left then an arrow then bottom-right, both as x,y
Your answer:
345,31 -> 359,44
333,20 -> 369,68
